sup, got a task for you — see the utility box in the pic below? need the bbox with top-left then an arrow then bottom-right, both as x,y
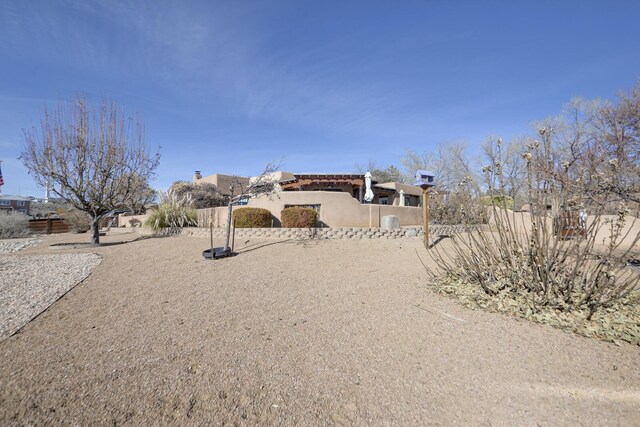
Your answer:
414,170 -> 436,188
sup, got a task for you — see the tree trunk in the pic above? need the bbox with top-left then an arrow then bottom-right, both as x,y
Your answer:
91,216 -> 101,245
224,201 -> 233,250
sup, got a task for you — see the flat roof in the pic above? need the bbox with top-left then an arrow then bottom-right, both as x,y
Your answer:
293,173 -> 364,179
0,195 -> 32,201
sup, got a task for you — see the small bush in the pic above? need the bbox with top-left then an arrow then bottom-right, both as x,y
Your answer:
480,194 -> 514,210
233,208 -> 272,228
281,207 -> 317,228
145,190 -> 198,233
430,191 -> 488,225
0,212 -> 31,239
128,218 -> 141,227
62,208 -> 91,233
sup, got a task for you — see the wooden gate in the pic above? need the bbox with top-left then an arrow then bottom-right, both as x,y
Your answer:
553,210 -> 586,238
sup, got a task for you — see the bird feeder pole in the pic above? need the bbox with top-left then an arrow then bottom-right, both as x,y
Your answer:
422,187 -> 430,248
415,170 -> 435,250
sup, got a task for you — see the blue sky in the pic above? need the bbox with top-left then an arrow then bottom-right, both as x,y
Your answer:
1,0 -> 639,196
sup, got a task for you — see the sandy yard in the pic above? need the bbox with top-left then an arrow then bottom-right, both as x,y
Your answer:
1,232 -> 639,426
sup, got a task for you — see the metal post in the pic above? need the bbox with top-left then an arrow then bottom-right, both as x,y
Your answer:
209,218 -> 214,258
231,217 -> 236,252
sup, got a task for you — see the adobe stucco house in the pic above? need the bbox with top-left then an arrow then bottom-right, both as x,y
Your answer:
193,170 -> 425,228
192,171 -> 250,198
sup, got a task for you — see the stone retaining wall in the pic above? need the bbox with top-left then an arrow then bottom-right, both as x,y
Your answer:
178,224 -> 481,240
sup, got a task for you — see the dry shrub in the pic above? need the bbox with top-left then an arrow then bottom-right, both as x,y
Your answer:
232,208 -> 272,228
169,181 -> 225,208
428,132 -> 640,343
62,208 -> 91,233
430,189 -> 488,225
281,207 -> 317,228
0,212 -> 31,238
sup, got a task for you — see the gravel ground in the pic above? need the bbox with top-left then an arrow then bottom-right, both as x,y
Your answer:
0,247 -> 101,341
0,238 -> 40,254
0,233 -> 639,425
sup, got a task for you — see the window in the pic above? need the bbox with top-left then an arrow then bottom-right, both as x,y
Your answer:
0,200 -> 10,206
379,196 -> 388,205
17,200 -> 25,206
18,209 -> 27,214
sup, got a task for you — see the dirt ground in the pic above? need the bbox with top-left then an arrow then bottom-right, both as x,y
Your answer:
1,233 -> 639,426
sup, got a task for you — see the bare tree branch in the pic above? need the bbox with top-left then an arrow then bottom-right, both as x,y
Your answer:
21,95 -> 160,243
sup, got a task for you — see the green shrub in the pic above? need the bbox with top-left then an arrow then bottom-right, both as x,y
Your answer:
281,207 -> 317,228
480,194 -> 514,210
0,212 -> 31,238
233,207 -> 272,228
145,190 -> 198,233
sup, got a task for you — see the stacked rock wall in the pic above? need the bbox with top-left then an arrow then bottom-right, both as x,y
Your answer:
177,225 -> 479,240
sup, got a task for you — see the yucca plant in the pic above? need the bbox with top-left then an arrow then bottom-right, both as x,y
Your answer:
145,189 -> 198,233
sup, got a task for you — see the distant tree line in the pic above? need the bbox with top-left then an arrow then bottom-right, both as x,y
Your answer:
357,80 -> 640,212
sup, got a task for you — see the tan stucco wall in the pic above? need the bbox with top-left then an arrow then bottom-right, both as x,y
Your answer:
489,209 -> 640,249
198,191 -> 423,228
117,213 -> 149,227
194,174 -> 250,196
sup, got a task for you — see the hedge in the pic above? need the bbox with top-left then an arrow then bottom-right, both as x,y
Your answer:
232,207 -> 272,228
281,207 -> 318,228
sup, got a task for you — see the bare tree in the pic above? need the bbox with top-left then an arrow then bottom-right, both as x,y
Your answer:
593,83 -> 640,205
223,161 -> 281,251
400,149 -> 435,183
169,181 -> 225,209
402,142 -> 476,193
21,95 -> 160,244
482,136 -> 528,207
536,82 -> 640,211
121,173 -> 157,214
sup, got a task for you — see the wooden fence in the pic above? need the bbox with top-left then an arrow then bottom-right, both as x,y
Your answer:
28,218 -> 70,234
553,210 -> 586,238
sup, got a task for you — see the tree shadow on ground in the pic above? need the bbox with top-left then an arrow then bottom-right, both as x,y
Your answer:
232,237 -> 321,255
428,234 -> 452,249
233,239 -> 294,254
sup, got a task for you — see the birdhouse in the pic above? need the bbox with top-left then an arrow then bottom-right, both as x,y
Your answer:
414,170 -> 435,188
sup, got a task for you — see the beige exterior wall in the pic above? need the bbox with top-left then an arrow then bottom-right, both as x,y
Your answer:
489,210 -> 640,249
117,213 -> 150,227
198,191 -> 423,228
194,174 -> 250,196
